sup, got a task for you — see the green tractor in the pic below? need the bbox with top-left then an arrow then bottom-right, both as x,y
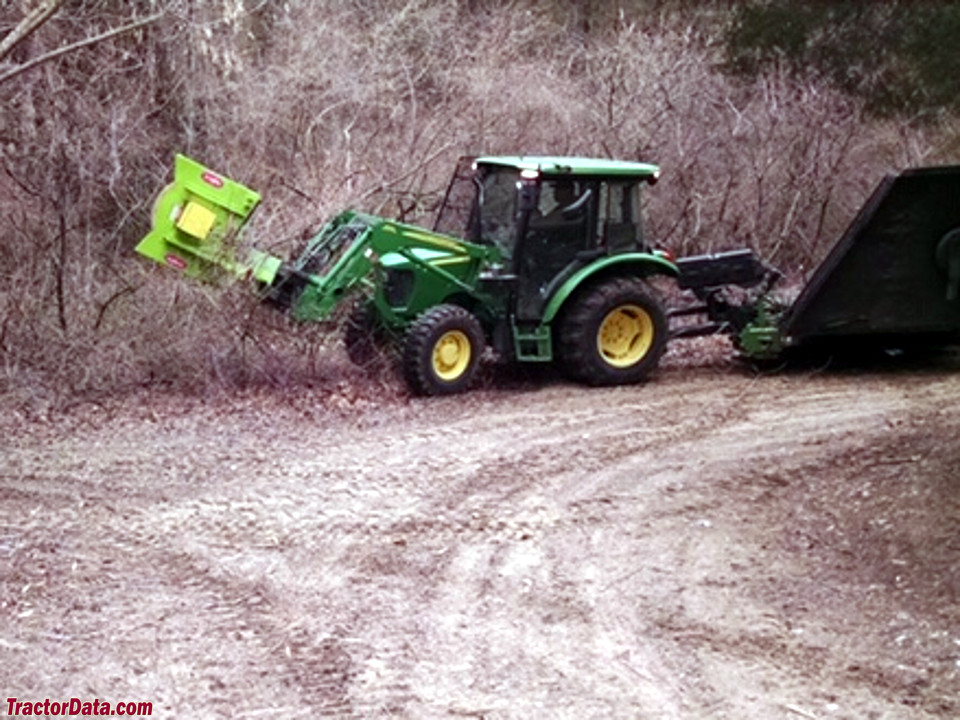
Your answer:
138,154 -> 687,395
138,155 -> 960,393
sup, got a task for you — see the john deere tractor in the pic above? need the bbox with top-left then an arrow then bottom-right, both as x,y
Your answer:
137,155 -> 960,392
138,154 -> 681,394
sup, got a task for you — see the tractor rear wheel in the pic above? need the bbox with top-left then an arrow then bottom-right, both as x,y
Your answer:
403,305 -> 485,395
558,277 -> 668,385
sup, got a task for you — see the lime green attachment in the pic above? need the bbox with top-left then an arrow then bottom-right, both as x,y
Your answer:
135,155 -> 503,330
135,154 -> 280,284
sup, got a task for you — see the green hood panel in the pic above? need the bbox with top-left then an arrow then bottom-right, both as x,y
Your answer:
380,247 -> 469,268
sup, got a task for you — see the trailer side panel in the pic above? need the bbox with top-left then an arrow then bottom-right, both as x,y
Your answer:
781,166 -> 960,347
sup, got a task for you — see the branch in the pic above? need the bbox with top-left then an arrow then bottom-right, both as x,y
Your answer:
0,11 -> 165,86
93,285 -> 138,332
359,140 -> 458,202
0,0 -> 63,65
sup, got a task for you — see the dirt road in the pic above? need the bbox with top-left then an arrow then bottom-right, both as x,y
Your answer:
2,352 -> 959,718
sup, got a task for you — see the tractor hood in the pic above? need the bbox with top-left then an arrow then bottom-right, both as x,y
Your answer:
379,247 -> 465,269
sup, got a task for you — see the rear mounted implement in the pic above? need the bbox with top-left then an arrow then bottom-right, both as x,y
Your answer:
778,166 -> 960,351
670,166 -> 960,360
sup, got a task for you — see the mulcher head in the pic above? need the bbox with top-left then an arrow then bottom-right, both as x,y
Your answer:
135,155 -> 281,284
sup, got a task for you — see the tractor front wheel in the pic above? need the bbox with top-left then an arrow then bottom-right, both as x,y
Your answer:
558,277 -> 668,385
403,305 -> 485,395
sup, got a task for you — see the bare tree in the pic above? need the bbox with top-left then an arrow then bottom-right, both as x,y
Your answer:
0,9 -> 164,86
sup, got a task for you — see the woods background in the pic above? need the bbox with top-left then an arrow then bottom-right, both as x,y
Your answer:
2,0 -> 959,406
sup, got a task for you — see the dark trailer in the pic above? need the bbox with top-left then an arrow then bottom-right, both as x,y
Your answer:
781,166 -> 960,350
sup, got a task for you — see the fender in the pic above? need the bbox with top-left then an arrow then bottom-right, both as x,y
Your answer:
541,252 -> 678,324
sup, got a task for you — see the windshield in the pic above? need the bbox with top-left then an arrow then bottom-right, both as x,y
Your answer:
433,157 -> 477,238
434,163 -> 519,259
473,167 -> 518,258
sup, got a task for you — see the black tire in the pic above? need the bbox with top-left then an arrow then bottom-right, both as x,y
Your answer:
403,305 -> 485,396
558,277 -> 668,385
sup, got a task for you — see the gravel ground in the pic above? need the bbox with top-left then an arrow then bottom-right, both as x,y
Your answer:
2,351 -> 959,718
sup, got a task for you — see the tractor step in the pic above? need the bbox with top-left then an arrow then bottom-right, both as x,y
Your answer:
512,322 -> 553,362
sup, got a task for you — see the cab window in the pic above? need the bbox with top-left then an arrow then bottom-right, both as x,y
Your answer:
598,181 -> 641,251
472,167 -> 518,259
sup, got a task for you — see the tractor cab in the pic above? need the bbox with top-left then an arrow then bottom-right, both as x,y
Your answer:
434,156 -> 662,321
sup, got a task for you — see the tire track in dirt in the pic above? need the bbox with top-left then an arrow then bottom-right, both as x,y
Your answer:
2,366 -> 960,717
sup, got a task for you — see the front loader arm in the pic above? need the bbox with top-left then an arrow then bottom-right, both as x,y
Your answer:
277,213 -> 500,323
138,155 -> 500,329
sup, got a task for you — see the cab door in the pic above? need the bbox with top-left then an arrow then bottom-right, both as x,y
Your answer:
514,177 -> 598,321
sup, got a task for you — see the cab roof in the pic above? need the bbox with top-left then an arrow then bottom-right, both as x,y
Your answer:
473,155 -> 660,178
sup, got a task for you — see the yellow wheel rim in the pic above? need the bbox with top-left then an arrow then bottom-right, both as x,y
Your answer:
597,304 -> 655,368
432,330 -> 472,381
